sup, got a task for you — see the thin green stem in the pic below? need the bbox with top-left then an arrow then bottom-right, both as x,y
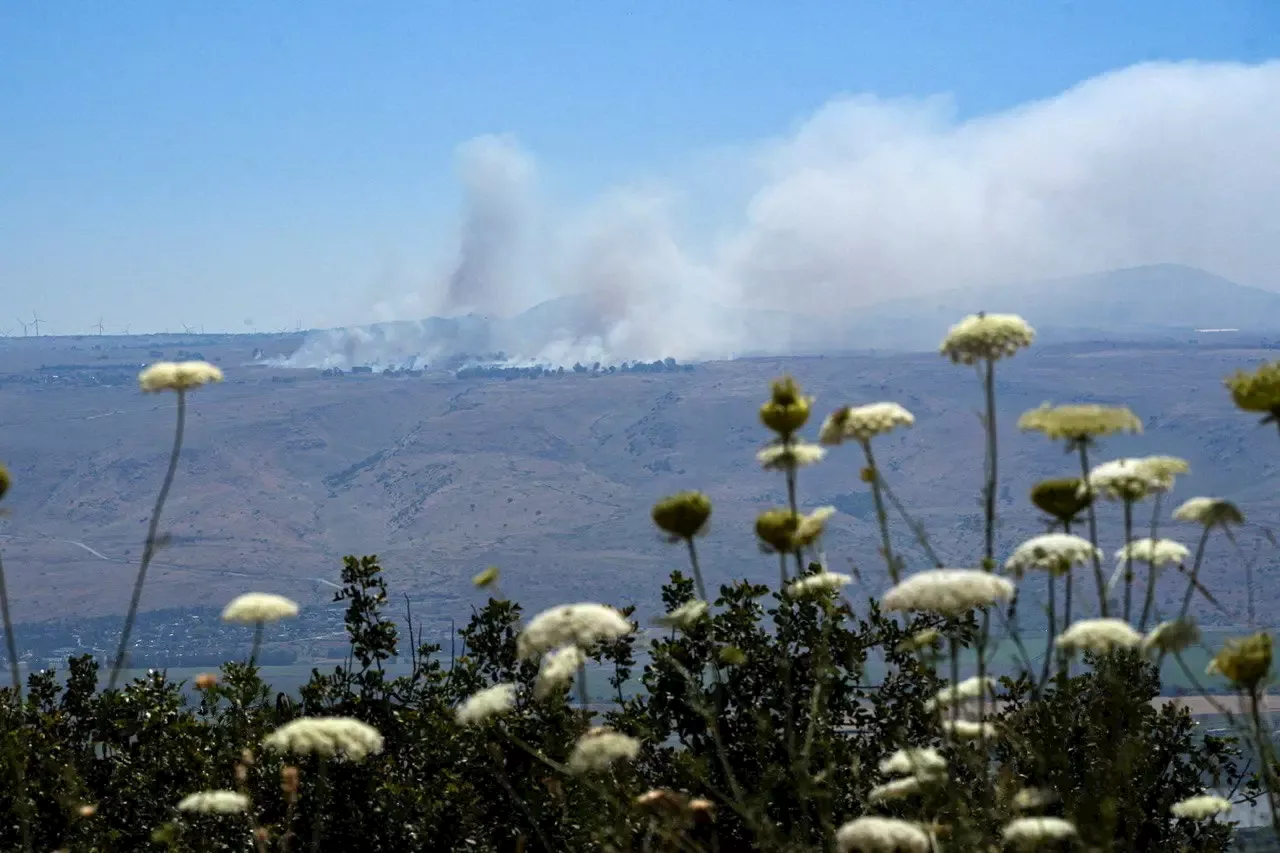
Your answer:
1177,526 -> 1212,621
879,478 -> 943,568
982,358 -> 998,568
1076,442 -> 1107,617
1039,574 -> 1056,688
0,552 -> 20,696
248,622 -> 264,669
108,390 -> 187,690
685,537 -> 710,603
860,440 -> 899,583
1247,686 -> 1280,839
1122,499 -> 1135,622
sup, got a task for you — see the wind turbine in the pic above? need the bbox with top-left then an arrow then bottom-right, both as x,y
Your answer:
94,316 -> 105,336
120,324 -> 130,335
182,324 -> 194,334
16,319 -> 27,337
30,312 -> 42,337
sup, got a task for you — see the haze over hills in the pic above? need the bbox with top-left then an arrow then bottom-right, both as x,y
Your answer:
2,309 -> 1280,640
276,264 -> 1280,370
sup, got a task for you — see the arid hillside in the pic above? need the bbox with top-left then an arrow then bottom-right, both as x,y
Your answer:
1,331 -> 1278,631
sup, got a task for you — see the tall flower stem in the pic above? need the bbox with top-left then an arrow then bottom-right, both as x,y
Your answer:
981,358 -> 998,567
1121,499 -> 1135,622
1247,686 -> 1280,839
1076,443 -> 1108,617
1176,526 -> 1213,622
1039,575 -> 1056,688
685,538 -> 711,604
0,552 -> 19,697
248,622 -> 264,669
860,440 -> 899,583
108,390 -> 187,690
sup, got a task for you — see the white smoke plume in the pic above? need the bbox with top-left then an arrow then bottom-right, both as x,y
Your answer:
283,60 -> 1280,371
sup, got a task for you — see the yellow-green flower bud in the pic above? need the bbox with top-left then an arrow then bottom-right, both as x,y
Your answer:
1226,361 -> 1280,419
473,566 -> 500,589
1211,632 -> 1272,690
1030,478 -> 1092,525
719,646 -> 746,666
759,376 -> 811,437
651,491 -> 712,540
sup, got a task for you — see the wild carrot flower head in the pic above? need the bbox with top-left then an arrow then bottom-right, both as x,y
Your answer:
176,790 -> 249,814
651,491 -> 712,540
655,599 -> 708,631
1209,632 -> 1272,690
759,375 -> 812,437
754,507 -> 836,553
1081,458 -> 1164,502
1137,455 -> 1190,492
1017,402 -> 1142,444
1142,618 -> 1200,655
1055,619 -> 1142,654
883,569 -> 1014,616
567,726 -> 641,774
1029,477 -> 1092,525
1173,497 -> 1245,528
1005,533 -> 1100,577
821,402 -> 915,445
925,676 -> 996,712
1012,787 -> 1058,811
456,683 -> 517,725
1170,794 -> 1232,819
1002,817 -> 1077,850
756,441 -> 825,472
139,360 -> 224,393
534,646 -> 585,700
1225,361 -> 1280,418
878,747 -> 946,777
868,774 -> 945,803
221,592 -> 299,625
517,603 -> 632,660
262,717 -> 384,761
939,312 -> 1035,365
835,816 -> 932,853
941,719 -> 998,740
787,571 -> 853,599
1114,538 -> 1189,568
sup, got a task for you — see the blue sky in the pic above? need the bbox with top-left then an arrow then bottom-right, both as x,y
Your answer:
2,1 -> 1278,335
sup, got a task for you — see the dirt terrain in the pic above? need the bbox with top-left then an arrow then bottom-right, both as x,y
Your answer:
1,330 -> 1278,631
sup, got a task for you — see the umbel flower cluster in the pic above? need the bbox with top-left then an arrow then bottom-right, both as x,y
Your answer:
5,324 -> 1279,853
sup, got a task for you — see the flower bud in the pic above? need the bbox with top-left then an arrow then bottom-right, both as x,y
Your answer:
651,492 -> 712,540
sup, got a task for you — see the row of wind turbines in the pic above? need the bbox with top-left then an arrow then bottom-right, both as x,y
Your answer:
0,313 -> 308,338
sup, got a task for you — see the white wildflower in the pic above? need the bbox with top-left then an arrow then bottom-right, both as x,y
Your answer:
1081,458 -> 1164,502
535,646 -> 586,700
1115,538 -> 1189,567
878,747 -> 946,777
1138,455 -> 1189,491
868,773 -> 945,803
221,592 -> 299,625
883,569 -> 1014,615
787,572 -> 854,599
757,441 -> 826,471
834,402 -> 916,443
1171,794 -> 1232,819
941,719 -> 999,740
139,360 -> 224,393
517,603 -> 633,660
176,790 -> 249,814
655,599 -> 709,631
835,816 -> 932,853
1012,787 -> 1058,811
940,313 -> 1035,365
1142,618 -> 1201,655
925,676 -> 996,712
1002,817 -> 1077,849
567,726 -> 641,774
1055,618 -> 1142,654
456,683 -> 518,725
1173,497 -> 1245,527
1004,533 -> 1100,577
262,716 -> 384,762
1107,538 -> 1190,593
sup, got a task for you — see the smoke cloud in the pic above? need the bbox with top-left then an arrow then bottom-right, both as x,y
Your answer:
283,60 -> 1280,370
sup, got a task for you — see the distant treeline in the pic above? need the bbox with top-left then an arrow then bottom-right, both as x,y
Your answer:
456,358 -> 694,381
